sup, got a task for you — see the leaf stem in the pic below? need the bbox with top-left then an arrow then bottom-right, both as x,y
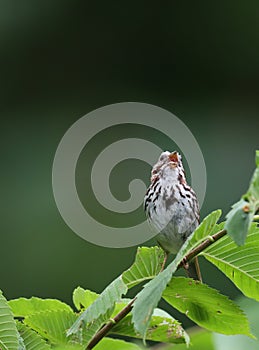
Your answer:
86,229 -> 227,349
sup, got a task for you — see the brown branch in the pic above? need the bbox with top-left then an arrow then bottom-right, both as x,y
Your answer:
87,298 -> 136,349
86,229 -> 227,349
178,229 -> 227,268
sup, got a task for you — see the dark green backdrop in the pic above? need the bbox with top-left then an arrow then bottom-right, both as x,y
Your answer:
1,1 -> 259,327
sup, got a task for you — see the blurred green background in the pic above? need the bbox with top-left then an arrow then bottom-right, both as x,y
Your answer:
1,1 -> 259,327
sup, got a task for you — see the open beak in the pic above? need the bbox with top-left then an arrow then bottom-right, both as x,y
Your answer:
169,152 -> 178,163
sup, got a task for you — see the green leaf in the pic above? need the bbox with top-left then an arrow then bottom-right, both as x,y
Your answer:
17,321 -> 51,350
9,297 -> 72,317
226,151 -> 259,246
225,199 -> 254,245
246,150 -> 259,202
202,222 -> 259,301
94,338 -> 142,350
186,210 -> 222,246
24,309 -> 76,345
18,333 -> 26,350
256,150 -> 259,167
160,329 -> 215,350
67,276 -> 127,337
122,246 -> 164,288
111,305 -> 189,344
0,290 -> 19,350
81,308 -> 113,346
213,296 -> 259,350
163,277 -> 252,337
132,210 -> 222,339
53,346 -> 83,350
72,287 -> 99,311
71,287 -> 114,346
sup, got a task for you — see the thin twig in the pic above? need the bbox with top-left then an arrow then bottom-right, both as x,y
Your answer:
87,298 -> 136,349
178,229 -> 227,268
86,229 -> 227,349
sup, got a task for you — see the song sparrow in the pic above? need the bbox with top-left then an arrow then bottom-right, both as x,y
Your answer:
144,151 -> 201,280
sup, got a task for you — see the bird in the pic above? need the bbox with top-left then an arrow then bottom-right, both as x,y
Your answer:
144,151 -> 201,280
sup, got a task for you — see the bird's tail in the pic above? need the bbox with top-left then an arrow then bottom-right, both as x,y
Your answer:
186,257 -> 202,281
